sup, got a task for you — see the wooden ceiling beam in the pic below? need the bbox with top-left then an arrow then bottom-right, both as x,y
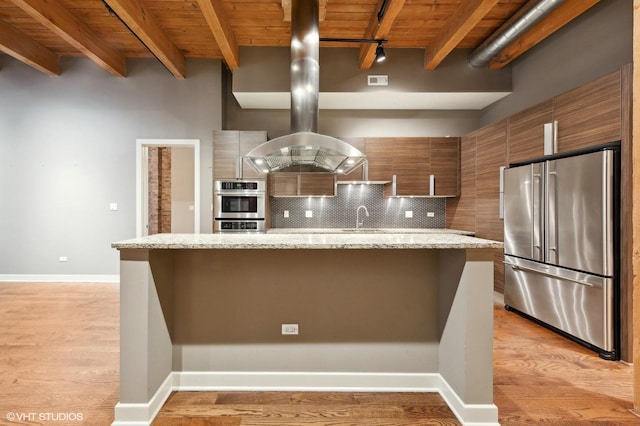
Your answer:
0,20 -> 59,76
196,0 -> 239,70
489,0 -> 600,70
424,0 -> 500,70
9,0 -> 126,77
104,0 -> 186,79
359,0 -> 406,70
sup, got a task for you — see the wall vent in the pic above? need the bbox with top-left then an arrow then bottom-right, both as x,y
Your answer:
367,75 -> 388,86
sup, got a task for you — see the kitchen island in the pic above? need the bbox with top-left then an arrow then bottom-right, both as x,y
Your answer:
111,231 -> 502,426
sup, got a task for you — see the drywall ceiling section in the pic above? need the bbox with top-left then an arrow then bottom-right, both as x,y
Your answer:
233,91 -> 511,110
232,47 -> 512,110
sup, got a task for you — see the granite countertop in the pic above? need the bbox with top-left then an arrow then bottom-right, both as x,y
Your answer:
266,228 -> 474,235
112,231 -> 502,250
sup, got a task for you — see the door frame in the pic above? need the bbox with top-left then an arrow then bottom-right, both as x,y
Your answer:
136,138 -> 201,237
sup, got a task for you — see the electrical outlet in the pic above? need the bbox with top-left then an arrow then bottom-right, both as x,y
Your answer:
427,212 -> 435,217
284,210 -> 289,218
59,256 -> 68,262
305,210 -> 313,218
282,323 -> 299,335
109,203 -> 118,211
405,210 -> 413,218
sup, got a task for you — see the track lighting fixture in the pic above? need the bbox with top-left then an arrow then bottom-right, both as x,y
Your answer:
320,38 -> 389,63
375,42 -> 386,63
377,0 -> 390,22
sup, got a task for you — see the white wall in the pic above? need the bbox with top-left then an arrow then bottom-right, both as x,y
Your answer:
0,58 -> 222,278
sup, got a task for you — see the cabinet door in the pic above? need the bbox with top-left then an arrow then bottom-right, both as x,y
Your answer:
507,100 -> 552,163
364,138 -> 394,182
299,174 -> 334,196
394,138 -> 430,196
553,70 -> 621,152
446,133 -> 476,231
268,174 -> 334,196
430,137 -> 459,196
239,131 -> 268,178
213,130 -> 240,179
475,120 -> 506,242
268,174 -> 298,196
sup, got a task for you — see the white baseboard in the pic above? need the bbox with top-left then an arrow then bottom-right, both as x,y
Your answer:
439,375 -> 499,426
112,371 -> 499,426
0,274 -> 119,283
112,373 -> 173,426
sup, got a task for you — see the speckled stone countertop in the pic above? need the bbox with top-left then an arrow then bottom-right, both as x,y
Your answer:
266,228 -> 474,235
112,230 -> 502,250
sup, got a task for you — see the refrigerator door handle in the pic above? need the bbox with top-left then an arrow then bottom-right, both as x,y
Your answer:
504,261 -> 595,287
546,167 -> 558,263
532,168 -> 543,260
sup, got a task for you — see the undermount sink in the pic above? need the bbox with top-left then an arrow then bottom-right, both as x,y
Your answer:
340,228 -> 386,233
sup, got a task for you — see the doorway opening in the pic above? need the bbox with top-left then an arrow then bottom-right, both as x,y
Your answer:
136,139 -> 200,237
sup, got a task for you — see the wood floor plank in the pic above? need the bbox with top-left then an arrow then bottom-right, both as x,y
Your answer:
0,282 -> 120,426
0,283 -> 637,425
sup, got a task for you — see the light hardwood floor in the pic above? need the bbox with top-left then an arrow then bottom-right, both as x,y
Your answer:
0,283 -> 636,425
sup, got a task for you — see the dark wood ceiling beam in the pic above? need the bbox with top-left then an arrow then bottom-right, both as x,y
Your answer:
359,0 -> 406,70
196,0 -> 239,69
0,20 -> 59,76
9,0 -> 126,77
489,0 -> 600,70
424,0 -> 500,70
104,0 -> 186,79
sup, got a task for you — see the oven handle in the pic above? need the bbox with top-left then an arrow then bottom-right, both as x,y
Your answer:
214,191 -> 265,196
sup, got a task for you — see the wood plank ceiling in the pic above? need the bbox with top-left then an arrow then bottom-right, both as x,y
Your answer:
0,0 -> 599,78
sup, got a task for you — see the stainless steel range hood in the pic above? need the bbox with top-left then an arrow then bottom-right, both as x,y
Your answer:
244,0 -> 366,174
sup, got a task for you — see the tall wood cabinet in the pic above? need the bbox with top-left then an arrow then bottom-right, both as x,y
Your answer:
448,67 -> 630,349
213,130 -> 268,179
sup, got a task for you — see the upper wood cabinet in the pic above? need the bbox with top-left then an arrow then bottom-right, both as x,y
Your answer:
213,130 -> 267,179
507,100 -> 553,164
393,138 -> 430,196
268,173 -> 335,196
430,138 -> 459,197
505,70 -> 623,163
553,70 -> 622,152
363,137 -> 460,197
267,136 -> 460,197
363,138 -> 395,182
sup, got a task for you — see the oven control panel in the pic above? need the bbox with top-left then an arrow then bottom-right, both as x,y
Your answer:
214,220 -> 265,233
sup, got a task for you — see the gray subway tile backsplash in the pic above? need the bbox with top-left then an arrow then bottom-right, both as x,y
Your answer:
271,184 -> 446,229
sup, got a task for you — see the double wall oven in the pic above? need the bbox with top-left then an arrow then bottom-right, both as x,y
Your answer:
213,180 -> 266,232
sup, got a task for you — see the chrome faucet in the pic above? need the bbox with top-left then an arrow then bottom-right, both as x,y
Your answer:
356,205 -> 369,229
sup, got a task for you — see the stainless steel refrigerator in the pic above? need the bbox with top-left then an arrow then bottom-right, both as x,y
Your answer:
503,142 -> 620,360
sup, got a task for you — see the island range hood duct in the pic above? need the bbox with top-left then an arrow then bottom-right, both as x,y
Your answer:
244,0 -> 366,174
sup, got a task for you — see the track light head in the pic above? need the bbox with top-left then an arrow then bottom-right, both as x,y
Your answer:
375,43 -> 386,63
